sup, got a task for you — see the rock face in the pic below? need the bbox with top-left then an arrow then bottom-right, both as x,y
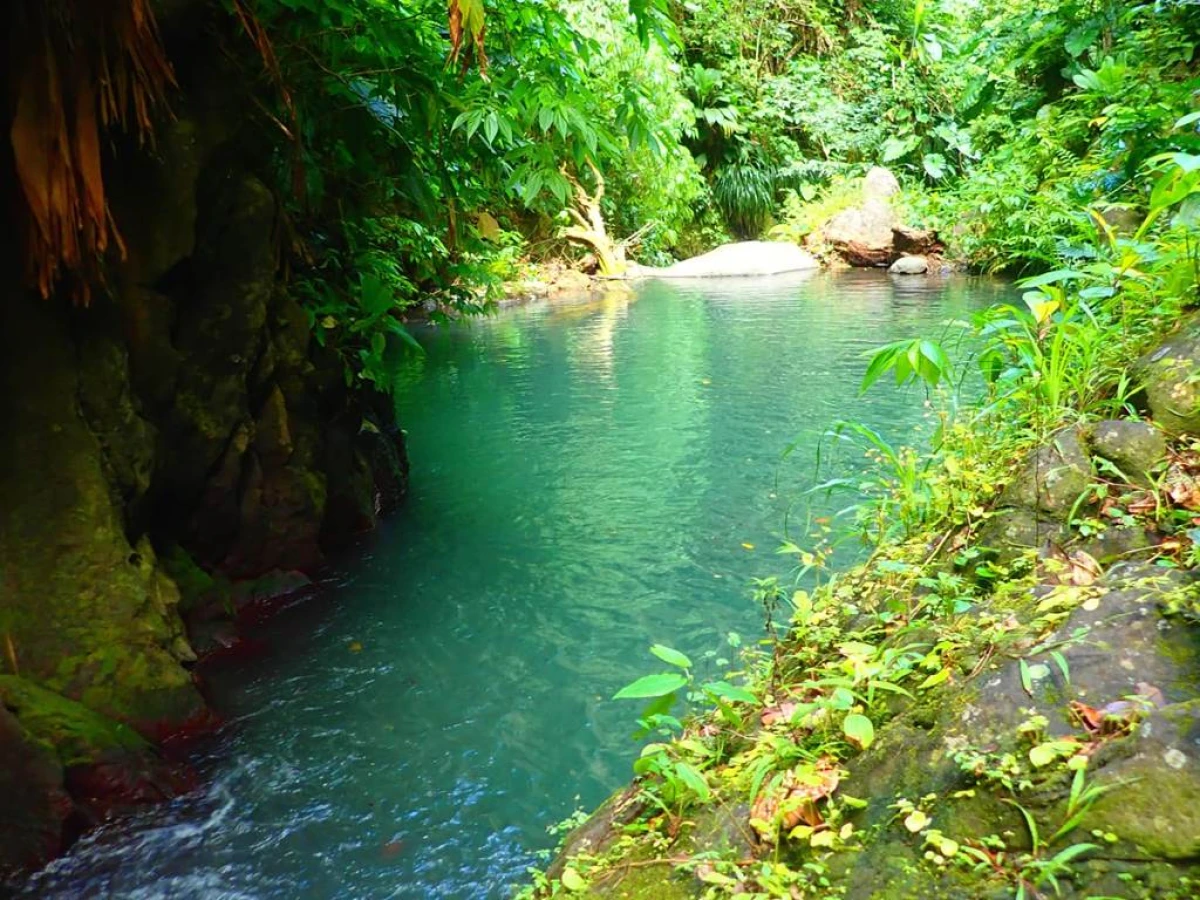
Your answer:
0,6 -> 409,877
633,241 -> 819,278
818,168 -> 944,268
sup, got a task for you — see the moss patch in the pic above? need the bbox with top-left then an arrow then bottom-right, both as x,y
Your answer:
0,676 -> 147,767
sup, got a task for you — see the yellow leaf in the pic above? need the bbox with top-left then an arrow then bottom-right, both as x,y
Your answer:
741,542 -> 755,550
348,641 -> 363,653
904,809 -> 930,833
560,866 -> 586,892
1024,294 -> 1060,325
810,829 -> 836,848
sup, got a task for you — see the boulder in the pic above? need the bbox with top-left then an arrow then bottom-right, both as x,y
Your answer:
1136,316 -> 1200,435
862,166 -> 901,203
1087,419 -> 1167,486
824,208 -> 898,267
636,241 -> 819,278
973,507 -> 1068,564
888,255 -> 929,275
996,427 -> 1092,516
821,168 -> 904,267
835,563 -> 1200,896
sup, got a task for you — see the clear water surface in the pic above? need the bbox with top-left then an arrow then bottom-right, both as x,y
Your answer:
22,271 -> 1010,899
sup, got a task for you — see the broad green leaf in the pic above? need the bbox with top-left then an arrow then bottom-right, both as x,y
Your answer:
843,713 -> 875,749
649,644 -> 692,669
674,761 -> 711,801
1029,740 -> 1077,768
919,668 -> 950,690
922,152 -> 947,180
881,134 -> 919,162
560,866 -> 586,892
613,672 -> 687,699
704,680 -> 758,704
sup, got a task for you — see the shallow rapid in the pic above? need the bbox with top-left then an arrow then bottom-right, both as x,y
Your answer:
22,271 -> 1008,899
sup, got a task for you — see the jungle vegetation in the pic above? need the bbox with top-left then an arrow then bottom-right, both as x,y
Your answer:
11,0 -> 1198,393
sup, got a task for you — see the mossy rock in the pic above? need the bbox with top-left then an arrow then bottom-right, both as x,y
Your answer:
0,704 -> 71,878
0,290 -> 204,731
159,542 -> 231,615
997,427 -> 1092,516
0,676 -> 146,768
1082,702 -> 1200,860
1135,316 -> 1200,435
582,858 -> 696,900
1086,419 -> 1167,487
974,507 -> 1068,565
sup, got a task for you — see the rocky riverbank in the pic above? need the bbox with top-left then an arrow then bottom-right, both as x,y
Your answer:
523,316 -> 1200,900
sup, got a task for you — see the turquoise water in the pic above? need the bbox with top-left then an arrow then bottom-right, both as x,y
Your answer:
22,272 -> 1008,899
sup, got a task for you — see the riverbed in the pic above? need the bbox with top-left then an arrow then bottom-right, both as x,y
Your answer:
20,271 -> 1009,899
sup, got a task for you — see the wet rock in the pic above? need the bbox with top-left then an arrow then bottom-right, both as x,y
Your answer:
1135,316 -> 1200,435
997,428 -> 1093,516
230,569 -> 313,610
64,751 -> 195,827
888,255 -> 929,275
546,786 -> 644,882
186,619 -> 241,657
1088,419 -> 1167,486
0,706 -> 71,878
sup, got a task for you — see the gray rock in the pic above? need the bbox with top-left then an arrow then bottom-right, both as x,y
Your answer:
1079,524 -> 1156,564
889,255 -> 929,275
1135,316 -> 1200,435
863,166 -> 901,203
634,241 -> 819,279
1088,419 -> 1167,486
841,563 -> 1200,875
1083,702 -> 1200,859
973,507 -> 1069,564
997,427 -> 1093,516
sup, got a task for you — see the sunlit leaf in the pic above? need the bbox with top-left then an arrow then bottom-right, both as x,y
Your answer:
843,713 -> 875,750
613,672 -> 687,699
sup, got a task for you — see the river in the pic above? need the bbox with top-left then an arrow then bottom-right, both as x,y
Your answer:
21,271 -> 1008,899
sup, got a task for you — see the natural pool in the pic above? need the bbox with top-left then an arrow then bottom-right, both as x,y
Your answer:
22,271 -> 1010,899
